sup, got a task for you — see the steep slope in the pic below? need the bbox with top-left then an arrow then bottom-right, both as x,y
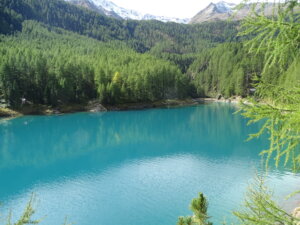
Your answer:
0,21 -> 192,106
190,1 -> 236,24
0,0 -> 238,51
0,0 -> 265,107
190,1 -> 282,24
66,0 -> 190,23
64,0 -> 121,18
64,0 -> 105,14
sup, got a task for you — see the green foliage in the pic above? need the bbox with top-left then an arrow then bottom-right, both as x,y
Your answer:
233,176 -> 300,225
1,195 -> 72,225
177,193 -> 213,225
241,82 -> 300,171
190,193 -> 212,225
3,1 -> 300,225
239,0 -> 300,171
188,1 -> 300,99
234,5 -> 300,225
0,21 -> 189,106
177,216 -> 193,225
188,43 -> 263,98
5,195 -> 40,225
184,2 -> 300,225
239,1 -> 300,73
0,0 -> 253,106
0,0 -> 238,53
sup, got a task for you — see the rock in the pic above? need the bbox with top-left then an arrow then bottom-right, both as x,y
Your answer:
236,96 -> 242,101
53,109 -> 61,114
249,88 -> 256,94
216,94 -> 222,100
87,100 -> 107,112
293,207 -> 300,217
292,206 -> 300,225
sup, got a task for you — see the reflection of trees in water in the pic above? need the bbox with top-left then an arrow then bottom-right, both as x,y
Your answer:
0,104 -> 264,169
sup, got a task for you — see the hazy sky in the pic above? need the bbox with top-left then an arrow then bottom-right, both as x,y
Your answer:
110,0 -> 242,18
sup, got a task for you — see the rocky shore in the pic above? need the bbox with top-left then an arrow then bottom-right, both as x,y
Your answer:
0,97 -> 244,118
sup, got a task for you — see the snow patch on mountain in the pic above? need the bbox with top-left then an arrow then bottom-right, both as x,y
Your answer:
189,1 -> 238,24
214,1 -> 237,13
89,0 -> 190,23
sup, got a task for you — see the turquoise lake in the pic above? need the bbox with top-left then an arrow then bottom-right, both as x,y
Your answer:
0,103 -> 299,225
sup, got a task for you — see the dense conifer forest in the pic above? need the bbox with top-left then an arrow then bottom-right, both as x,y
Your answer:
0,0 -> 298,108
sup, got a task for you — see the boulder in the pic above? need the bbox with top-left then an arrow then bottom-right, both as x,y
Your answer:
292,206 -> 300,225
87,100 -> 107,112
216,94 -> 222,100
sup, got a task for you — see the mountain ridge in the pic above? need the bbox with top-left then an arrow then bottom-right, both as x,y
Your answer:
64,0 -> 248,24
189,1 -> 283,24
190,1 -> 237,24
65,0 -> 190,23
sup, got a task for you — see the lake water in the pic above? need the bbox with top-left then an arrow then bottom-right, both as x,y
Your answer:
0,103 -> 299,225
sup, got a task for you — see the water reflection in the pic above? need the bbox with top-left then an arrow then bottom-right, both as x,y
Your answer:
0,103 -> 298,225
0,103 -> 264,169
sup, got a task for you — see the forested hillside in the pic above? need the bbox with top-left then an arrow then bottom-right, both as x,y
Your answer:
0,0 -> 238,49
188,43 -> 264,97
0,0 -> 298,109
0,21 -> 191,106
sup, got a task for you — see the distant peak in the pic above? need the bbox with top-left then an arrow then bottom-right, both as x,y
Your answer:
66,0 -> 190,23
189,1 -> 237,24
214,1 -> 237,12
198,1 -> 234,14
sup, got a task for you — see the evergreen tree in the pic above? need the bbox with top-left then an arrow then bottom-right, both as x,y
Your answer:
177,193 -> 213,225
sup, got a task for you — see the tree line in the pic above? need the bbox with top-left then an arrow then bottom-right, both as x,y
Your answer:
0,21 -> 190,107
1,0 -> 298,108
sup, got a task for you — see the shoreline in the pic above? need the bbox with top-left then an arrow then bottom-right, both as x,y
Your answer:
0,97 -> 243,118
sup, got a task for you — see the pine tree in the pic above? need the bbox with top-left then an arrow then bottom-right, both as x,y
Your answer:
176,193 -> 213,225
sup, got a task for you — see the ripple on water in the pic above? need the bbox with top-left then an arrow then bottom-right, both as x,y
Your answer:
0,104 -> 298,225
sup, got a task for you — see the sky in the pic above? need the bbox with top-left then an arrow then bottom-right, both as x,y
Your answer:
110,0 -> 242,18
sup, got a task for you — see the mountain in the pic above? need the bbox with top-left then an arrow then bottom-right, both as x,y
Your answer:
65,0 -> 190,23
190,1 -> 237,24
189,1 -> 282,24
0,0 -> 257,108
64,0 -> 122,18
